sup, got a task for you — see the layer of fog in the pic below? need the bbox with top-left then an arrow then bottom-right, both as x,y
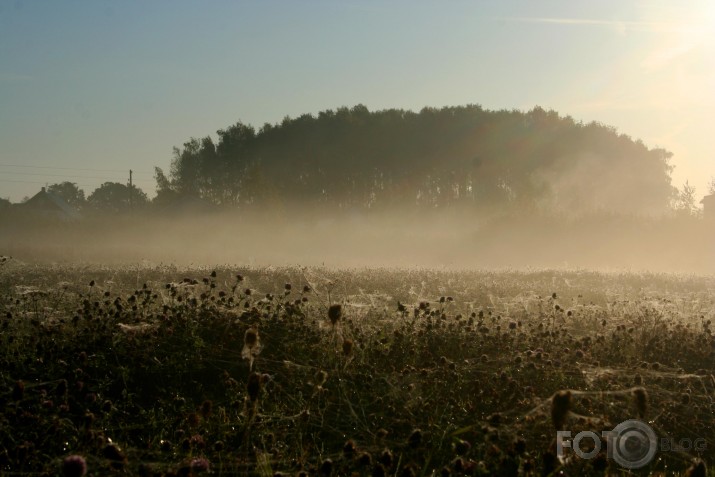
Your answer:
1,209 -> 713,274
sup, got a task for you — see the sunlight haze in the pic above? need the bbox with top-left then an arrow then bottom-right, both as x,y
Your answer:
2,4 -> 715,474
0,0 -> 713,202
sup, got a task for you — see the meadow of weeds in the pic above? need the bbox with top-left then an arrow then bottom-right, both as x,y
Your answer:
0,257 -> 713,476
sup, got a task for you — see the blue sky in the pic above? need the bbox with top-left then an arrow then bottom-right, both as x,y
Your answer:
1,0 -> 713,201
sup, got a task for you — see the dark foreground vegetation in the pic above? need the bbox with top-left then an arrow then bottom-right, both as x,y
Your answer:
0,258 -> 713,475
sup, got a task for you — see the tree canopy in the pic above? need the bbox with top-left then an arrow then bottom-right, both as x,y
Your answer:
156,104 -> 676,216
87,182 -> 148,213
47,182 -> 86,209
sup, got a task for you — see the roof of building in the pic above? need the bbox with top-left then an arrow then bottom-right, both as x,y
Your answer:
21,188 -> 82,219
701,194 -> 715,205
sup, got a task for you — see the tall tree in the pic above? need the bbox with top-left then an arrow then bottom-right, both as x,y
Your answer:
87,182 -> 148,213
47,182 -> 85,209
152,167 -> 178,207
673,181 -> 699,216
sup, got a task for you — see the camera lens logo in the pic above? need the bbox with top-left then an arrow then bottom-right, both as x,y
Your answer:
605,420 -> 658,469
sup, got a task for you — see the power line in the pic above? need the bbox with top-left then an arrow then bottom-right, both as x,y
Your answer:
0,178 -> 155,186
0,171 -> 129,181
0,163 -> 153,175
0,179 -> 98,187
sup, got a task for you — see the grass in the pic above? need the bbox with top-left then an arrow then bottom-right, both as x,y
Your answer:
0,257 -> 713,476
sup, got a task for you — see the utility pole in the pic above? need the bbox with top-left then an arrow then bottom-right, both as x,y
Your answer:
129,169 -> 133,211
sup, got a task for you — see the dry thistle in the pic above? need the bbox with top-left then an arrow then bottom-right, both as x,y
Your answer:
319,458 -> 333,476
241,327 -> 262,370
357,452 -> 372,466
246,372 -> 262,402
328,304 -> 342,325
551,390 -> 572,430
633,387 -> 648,418
342,338 -> 353,356
62,455 -> 87,477
379,448 -> 393,467
190,457 -> 210,473
343,439 -> 357,457
685,460 -> 707,477
454,439 -> 471,455
200,399 -> 213,419
408,429 -> 423,448
186,412 -> 200,428
102,443 -> 126,469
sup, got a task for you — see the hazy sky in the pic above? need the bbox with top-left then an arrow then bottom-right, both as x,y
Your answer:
1,0 -> 713,202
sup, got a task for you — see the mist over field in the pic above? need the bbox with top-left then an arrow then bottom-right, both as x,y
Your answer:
2,105 -> 713,274
4,1 -> 715,474
0,208 -> 712,273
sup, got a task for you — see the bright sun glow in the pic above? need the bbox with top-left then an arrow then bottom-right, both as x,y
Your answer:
706,3 -> 715,26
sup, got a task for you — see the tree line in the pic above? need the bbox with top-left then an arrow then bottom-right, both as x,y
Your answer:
9,104 -> 712,217
155,104 -> 681,216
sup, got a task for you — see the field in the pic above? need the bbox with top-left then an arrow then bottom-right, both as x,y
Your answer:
0,257 -> 713,476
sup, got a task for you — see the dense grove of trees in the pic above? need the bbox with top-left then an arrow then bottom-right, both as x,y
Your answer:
154,104 -> 677,216
34,181 -> 148,214
10,105 -> 706,217
87,182 -> 149,213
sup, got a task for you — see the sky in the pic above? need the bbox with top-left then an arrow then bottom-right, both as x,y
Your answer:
1,0 -> 713,203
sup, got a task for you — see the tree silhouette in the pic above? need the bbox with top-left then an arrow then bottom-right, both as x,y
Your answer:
674,181 -> 699,216
88,182 -> 148,213
160,104 -> 677,216
47,182 -> 86,209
